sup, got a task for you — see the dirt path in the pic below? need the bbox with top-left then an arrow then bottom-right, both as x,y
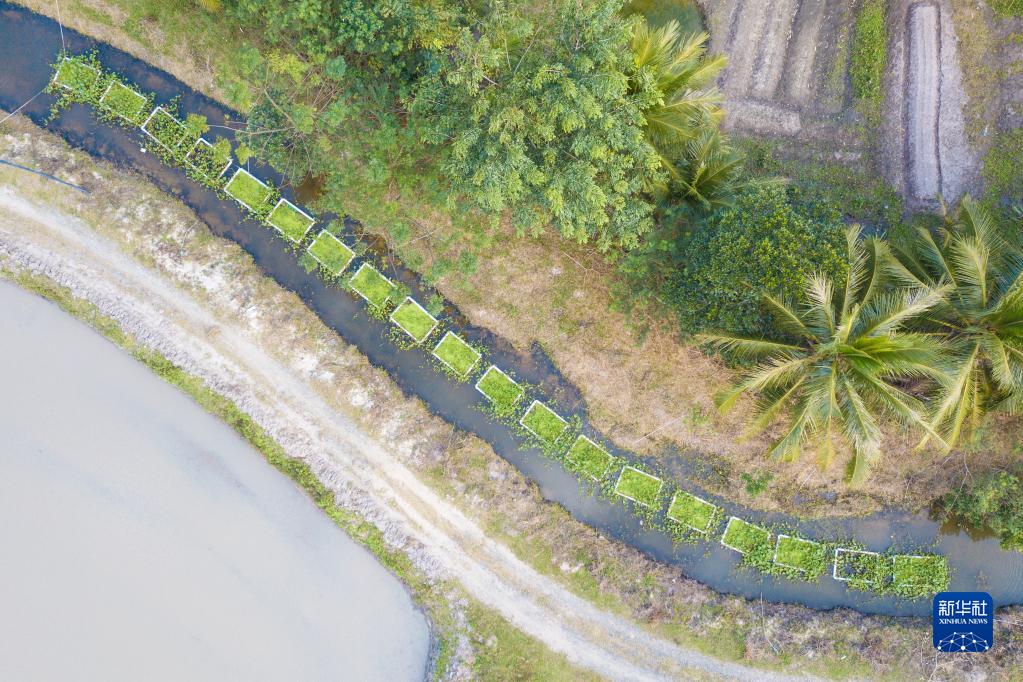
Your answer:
881,0 -> 979,208
906,2 -> 942,200
0,191 -> 812,681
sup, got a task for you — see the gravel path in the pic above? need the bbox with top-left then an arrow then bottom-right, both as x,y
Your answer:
0,188 -> 818,682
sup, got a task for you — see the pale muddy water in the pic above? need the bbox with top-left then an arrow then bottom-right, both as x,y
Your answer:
0,282 -> 430,681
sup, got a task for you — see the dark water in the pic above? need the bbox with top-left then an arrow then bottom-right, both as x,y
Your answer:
2,2 -> 1021,617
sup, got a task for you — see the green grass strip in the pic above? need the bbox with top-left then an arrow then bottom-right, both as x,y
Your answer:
667,491 -> 717,533
268,198 -> 315,243
432,331 -> 480,379
225,168 -> 272,212
390,297 -> 438,343
349,263 -> 397,308
307,231 -> 355,276
565,436 -> 613,481
519,400 -> 568,446
850,0 -> 887,104
614,466 -> 663,508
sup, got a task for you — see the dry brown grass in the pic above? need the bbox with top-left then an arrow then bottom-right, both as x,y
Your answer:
359,200 -> 1023,517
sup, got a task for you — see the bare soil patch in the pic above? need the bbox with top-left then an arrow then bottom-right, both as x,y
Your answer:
881,0 -> 981,209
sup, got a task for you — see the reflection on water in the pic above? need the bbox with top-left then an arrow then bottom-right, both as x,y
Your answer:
295,172 -> 326,204
0,282 -> 431,681
930,499 -> 1000,542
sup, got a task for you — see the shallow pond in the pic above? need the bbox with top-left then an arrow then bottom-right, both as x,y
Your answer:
0,282 -> 431,681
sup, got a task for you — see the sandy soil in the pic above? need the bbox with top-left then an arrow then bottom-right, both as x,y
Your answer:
701,0 -> 855,132
704,0 -> 982,207
906,3 -> 942,200
0,140 -> 809,682
882,0 -> 981,208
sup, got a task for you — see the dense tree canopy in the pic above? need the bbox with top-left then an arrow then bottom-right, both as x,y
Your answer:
942,469 -> 1023,552
667,185 -> 848,336
224,0 -> 732,254
415,0 -> 663,250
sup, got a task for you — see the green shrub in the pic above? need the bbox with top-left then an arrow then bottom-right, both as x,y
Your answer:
940,470 -> 1023,552
667,185 -> 847,336
850,0 -> 888,104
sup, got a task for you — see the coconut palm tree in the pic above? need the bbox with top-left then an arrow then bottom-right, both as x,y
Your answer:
704,227 -> 950,485
668,128 -> 746,211
889,197 -> 1023,447
631,17 -> 739,207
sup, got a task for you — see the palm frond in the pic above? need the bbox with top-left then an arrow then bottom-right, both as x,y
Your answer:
854,286 -> 948,338
700,333 -> 805,362
761,293 -> 812,340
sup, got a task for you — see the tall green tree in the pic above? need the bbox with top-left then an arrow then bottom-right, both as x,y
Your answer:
415,0 -> 663,251
667,185 -> 848,336
705,227 -> 949,485
890,197 -> 1023,447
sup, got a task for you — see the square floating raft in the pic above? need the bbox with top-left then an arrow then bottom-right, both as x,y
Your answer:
99,80 -> 148,123
224,168 -> 272,212
52,58 -> 100,92
475,365 -> 525,412
432,332 -> 481,379
348,263 -> 396,308
613,466 -> 663,508
721,517 -> 771,555
268,198 -> 315,243
390,297 -> 439,343
185,138 -> 232,179
773,534 -> 826,573
519,400 -> 568,446
565,435 -> 613,481
666,491 -> 718,533
307,231 -> 355,276
141,106 -> 189,151
832,548 -> 888,584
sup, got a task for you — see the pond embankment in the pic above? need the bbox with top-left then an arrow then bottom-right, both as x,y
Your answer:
0,280 -> 431,681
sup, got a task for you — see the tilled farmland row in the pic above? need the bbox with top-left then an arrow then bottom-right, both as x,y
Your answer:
700,0 -> 979,207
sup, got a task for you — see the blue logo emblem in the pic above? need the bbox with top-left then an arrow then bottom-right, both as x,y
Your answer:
933,592 -> 993,653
